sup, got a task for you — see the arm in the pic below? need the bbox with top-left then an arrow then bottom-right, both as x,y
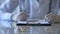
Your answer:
0,0 -> 19,13
0,0 -> 19,20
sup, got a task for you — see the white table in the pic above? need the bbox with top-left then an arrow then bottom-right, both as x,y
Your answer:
13,20 -> 51,34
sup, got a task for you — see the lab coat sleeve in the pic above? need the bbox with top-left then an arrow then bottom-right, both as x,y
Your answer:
0,0 -> 19,13
30,0 -> 50,19
0,0 -> 19,27
30,0 -> 59,19
51,0 -> 59,15
0,0 -> 19,20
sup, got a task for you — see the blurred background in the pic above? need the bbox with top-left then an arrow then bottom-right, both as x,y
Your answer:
0,0 -> 60,34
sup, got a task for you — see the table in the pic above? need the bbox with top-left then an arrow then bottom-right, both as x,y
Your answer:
15,20 -> 51,34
